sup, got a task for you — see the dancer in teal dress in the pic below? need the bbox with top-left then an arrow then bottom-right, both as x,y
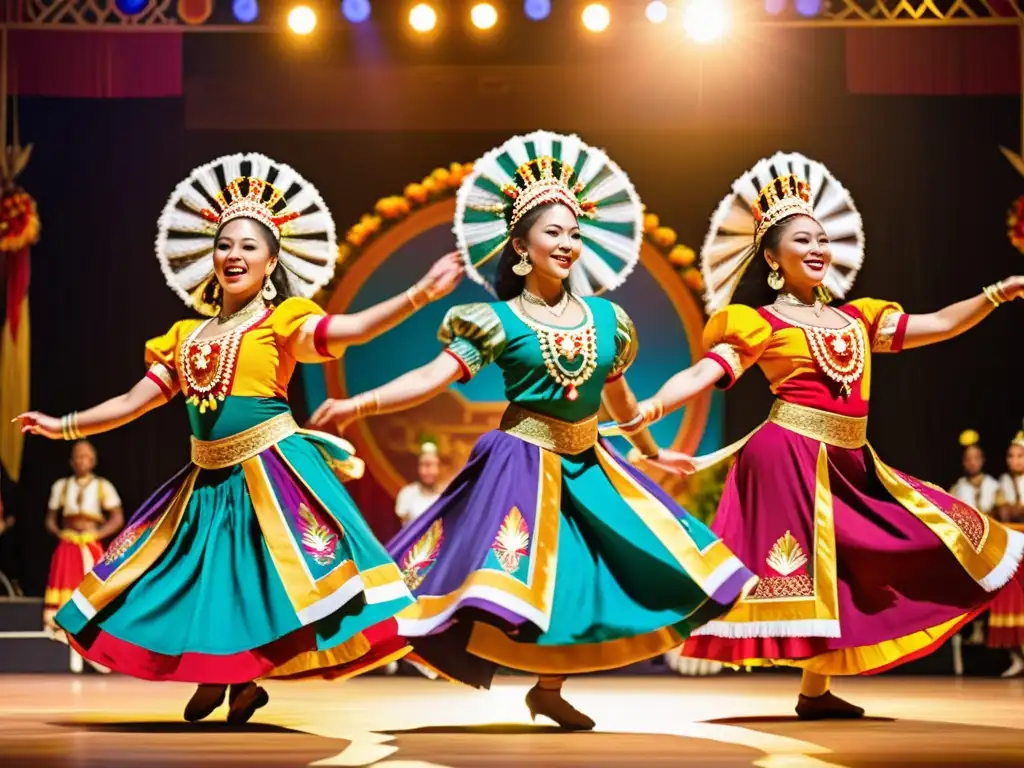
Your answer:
310,131 -> 756,730
16,153 -> 462,724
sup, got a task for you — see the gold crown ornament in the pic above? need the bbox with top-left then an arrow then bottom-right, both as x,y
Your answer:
455,130 -> 643,297
700,152 -> 865,314
1013,420 -> 1024,448
960,429 -> 980,447
156,153 -> 338,315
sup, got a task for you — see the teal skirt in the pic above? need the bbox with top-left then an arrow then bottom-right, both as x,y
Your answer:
57,403 -> 413,683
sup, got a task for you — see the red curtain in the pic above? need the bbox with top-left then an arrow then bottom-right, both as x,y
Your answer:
4,31 -> 182,98
846,27 -> 1019,95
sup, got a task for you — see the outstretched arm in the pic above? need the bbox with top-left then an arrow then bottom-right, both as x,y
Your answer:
314,253 -> 463,351
902,276 -> 1022,350
602,376 -> 698,475
16,375 -> 171,440
308,352 -> 464,433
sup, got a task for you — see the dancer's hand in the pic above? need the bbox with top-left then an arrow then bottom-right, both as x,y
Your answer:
998,275 -> 1024,301
417,252 -> 464,303
307,398 -> 360,433
598,398 -> 663,438
13,411 -> 62,440
629,448 -> 697,476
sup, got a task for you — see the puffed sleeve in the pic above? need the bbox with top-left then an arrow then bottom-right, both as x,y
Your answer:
846,298 -> 908,354
271,297 -> 335,364
438,303 -> 506,383
702,304 -> 773,390
606,302 -> 638,383
99,479 -> 122,511
48,479 -> 66,512
144,320 -> 195,400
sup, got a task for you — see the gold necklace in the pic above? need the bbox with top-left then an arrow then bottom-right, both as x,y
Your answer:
775,291 -> 823,317
521,288 -> 570,318
514,297 -> 597,402
217,292 -> 267,325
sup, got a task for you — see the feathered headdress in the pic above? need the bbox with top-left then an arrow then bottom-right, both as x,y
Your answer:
700,151 -> 865,314
156,153 -> 337,315
454,130 -> 643,296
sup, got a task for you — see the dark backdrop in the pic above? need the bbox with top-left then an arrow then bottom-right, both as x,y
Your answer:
0,27 -> 1019,595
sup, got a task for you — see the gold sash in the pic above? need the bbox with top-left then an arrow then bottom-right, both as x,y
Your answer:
190,412 -> 298,470
500,405 -> 598,455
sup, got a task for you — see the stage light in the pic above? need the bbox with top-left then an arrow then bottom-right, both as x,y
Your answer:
471,3 -> 498,29
764,0 -> 786,14
646,1 -> 669,23
581,3 -> 610,32
232,0 -> 259,22
342,0 -> 370,23
115,0 -> 148,14
523,0 -> 550,20
524,0 -> 550,21
409,3 -> 437,32
288,4 -> 317,33
795,0 -> 822,15
682,0 -> 727,44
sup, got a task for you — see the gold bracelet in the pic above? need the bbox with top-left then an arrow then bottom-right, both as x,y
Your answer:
405,286 -> 427,310
71,412 -> 85,440
983,284 -> 1007,307
60,415 -> 72,441
354,392 -> 381,418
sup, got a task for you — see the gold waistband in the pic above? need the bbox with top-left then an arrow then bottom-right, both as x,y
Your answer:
768,400 -> 867,450
499,405 -> 598,456
190,412 -> 299,470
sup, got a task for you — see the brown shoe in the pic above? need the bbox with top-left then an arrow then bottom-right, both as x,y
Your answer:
183,684 -> 227,722
226,683 -> 270,725
525,685 -> 595,731
796,691 -> 866,720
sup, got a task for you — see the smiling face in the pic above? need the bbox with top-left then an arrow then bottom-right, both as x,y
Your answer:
764,214 -> 831,295
213,218 -> 279,301
512,203 -> 583,284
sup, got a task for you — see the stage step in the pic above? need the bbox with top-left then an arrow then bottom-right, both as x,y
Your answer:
0,597 -> 73,673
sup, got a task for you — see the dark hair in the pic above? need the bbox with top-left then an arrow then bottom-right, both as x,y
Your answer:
202,217 -> 291,309
729,214 -> 804,309
493,201 -> 576,301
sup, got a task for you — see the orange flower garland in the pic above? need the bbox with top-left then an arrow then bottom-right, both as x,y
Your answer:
0,188 -> 41,253
1008,195 -> 1024,255
320,163 -> 703,307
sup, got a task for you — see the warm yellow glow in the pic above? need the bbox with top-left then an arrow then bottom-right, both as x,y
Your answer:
646,1 -> 669,23
409,3 -> 438,32
471,3 -> 498,30
581,3 -> 610,33
682,0 -> 727,43
287,4 -> 317,35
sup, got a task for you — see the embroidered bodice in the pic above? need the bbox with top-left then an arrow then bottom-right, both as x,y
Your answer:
439,296 -> 637,424
702,298 -> 909,418
143,297 -> 339,440
48,476 -> 121,523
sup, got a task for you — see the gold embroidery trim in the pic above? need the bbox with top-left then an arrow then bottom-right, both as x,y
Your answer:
872,308 -> 904,353
768,400 -> 867,450
190,412 -> 299,470
147,362 -> 176,390
708,343 -> 743,379
499,405 -> 597,455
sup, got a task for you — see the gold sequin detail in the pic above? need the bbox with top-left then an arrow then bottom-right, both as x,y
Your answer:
768,400 -> 867,450
708,342 -> 743,380
190,412 -> 299,470
872,309 -> 904,353
499,405 -> 597,456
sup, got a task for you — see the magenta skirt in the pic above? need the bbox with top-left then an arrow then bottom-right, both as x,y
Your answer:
683,420 -> 1024,676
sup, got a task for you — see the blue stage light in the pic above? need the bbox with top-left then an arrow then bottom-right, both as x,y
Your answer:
115,0 -> 148,15
524,0 -> 551,22
232,0 -> 259,23
342,0 -> 370,23
795,0 -> 821,15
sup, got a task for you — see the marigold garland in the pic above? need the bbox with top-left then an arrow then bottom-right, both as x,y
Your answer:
320,162 -> 703,304
0,188 -> 41,253
1008,195 -> 1024,255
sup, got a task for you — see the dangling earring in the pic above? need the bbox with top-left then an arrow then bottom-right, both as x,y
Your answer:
767,264 -> 785,291
512,250 -> 533,277
262,274 -> 278,301
814,284 -> 833,305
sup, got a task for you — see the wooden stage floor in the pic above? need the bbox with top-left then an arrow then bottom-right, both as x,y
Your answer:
1,674 -> 1023,767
